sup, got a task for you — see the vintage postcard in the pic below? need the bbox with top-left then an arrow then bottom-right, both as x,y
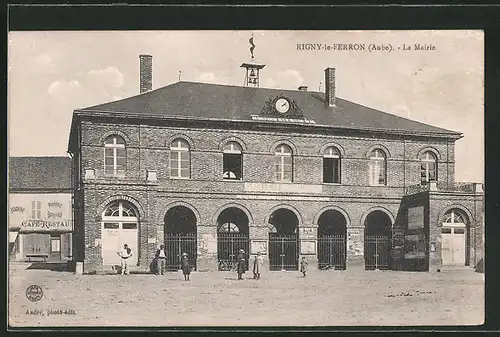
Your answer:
8,30 -> 484,327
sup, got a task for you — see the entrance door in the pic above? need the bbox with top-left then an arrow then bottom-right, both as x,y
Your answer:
165,233 -> 197,271
102,223 -> 121,265
23,233 -> 50,260
269,234 -> 298,271
50,233 -> 61,261
441,226 -> 466,265
101,201 -> 140,267
364,235 -> 390,270
102,222 -> 139,266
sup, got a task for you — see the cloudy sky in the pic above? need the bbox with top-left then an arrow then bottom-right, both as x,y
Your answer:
8,30 -> 483,182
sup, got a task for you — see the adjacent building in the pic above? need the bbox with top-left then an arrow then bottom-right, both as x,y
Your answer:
68,55 -> 484,274
8,157 -> 73,262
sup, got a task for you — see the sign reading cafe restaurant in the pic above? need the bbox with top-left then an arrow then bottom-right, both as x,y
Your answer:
20,219 -> 72,231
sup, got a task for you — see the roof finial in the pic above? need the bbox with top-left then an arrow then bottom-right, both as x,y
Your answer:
249,33 -> 255,61
179,70 -> 182,81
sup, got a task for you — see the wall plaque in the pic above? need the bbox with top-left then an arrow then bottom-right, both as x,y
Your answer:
251,240 -> 268,254
300,240 -> 316,255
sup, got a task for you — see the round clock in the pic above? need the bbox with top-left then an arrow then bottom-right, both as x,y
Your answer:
275,97 -> 290,114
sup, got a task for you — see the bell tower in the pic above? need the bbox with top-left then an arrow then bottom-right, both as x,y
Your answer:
241,34 -> 265,87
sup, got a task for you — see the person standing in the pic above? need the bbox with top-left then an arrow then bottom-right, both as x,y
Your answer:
253,252 -> 263,280
155,244 -> 167,275
181,253 -> 191,281
117,243 -> 132,275
237,249 -> 246,280
300,256 -> 308,278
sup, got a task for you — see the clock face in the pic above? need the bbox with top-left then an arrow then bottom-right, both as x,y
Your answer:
275,98 -> 290,114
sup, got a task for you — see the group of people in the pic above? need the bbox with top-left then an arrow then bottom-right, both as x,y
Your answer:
155,244 -> 191,281
238,249 -> 309,279
118,243 -> 309,279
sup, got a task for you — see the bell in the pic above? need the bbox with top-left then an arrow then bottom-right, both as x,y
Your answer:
250,69 -> 256,77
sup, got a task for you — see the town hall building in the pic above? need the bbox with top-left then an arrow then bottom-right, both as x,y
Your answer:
67,54 -> 484,274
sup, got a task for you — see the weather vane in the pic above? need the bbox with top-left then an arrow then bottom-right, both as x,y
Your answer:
249,33 -> 255,60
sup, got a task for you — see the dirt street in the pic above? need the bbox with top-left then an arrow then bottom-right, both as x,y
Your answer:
8,263 -> 484,327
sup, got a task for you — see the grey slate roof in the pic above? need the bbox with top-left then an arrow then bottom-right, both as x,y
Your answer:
9,157 -> 72,191
78,81 -> 460,136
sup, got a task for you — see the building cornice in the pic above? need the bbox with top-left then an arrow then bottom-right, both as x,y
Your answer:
73,110 -> 463,141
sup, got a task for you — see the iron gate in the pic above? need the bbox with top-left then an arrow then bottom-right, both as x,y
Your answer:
217,233 -> 249,271
318,235 -> 346,270
269,234 -> 299,271
364,235 -> 390,270
165,233 -> 197,271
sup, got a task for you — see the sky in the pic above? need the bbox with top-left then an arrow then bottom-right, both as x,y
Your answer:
8,30 -> 484,183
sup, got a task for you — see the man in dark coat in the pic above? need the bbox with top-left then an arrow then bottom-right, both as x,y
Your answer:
181,252 -> 191,281
237,249 -> 246,280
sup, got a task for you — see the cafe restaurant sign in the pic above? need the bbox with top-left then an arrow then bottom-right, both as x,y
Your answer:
20,219 -> 72,232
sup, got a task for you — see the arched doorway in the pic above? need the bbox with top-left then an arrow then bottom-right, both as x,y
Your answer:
164,205 -> 197,271
317,210 -> 347,270
441,208 -> 469,265
268,208 -> 299,271
101,200 -> 139,266
364,210 -> 392,270
216,207 -> 249,271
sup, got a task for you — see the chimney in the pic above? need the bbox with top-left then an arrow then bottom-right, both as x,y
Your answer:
324,67 -> 336,107
139,54 -> 153,93
298,85 -> 308,91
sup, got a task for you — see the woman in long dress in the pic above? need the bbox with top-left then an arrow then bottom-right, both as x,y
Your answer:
237,249 -> 246,280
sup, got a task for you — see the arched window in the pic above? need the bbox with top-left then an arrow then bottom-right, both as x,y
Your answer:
104,135 -> 126,176
420,151 -> 437,185
274,144 -> 293,182
323,146 -> 341,183
223,141 -> 243,180
218,222 -> 240,233
443,209 -> 467,225
170,139 -> 190,179
368,149 -> 386,186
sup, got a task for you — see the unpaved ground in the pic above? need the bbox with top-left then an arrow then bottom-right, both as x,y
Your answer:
8,263 -> 484,327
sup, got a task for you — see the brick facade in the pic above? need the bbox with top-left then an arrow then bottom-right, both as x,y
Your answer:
70,118 -> 484,274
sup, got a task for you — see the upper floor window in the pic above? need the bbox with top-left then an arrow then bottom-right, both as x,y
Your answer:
323,146 -> 341,183
368,149 -> 386,186
31,201 -> 41,219
170,139 -> 190,179
104,135 -> 126,176
275,144 -> 293,182
223,141 -> 243,180
420,151 -> 437,185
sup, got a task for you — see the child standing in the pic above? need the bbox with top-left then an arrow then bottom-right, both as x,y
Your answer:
300,256 -> 308,278
181,252 -> 191,281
